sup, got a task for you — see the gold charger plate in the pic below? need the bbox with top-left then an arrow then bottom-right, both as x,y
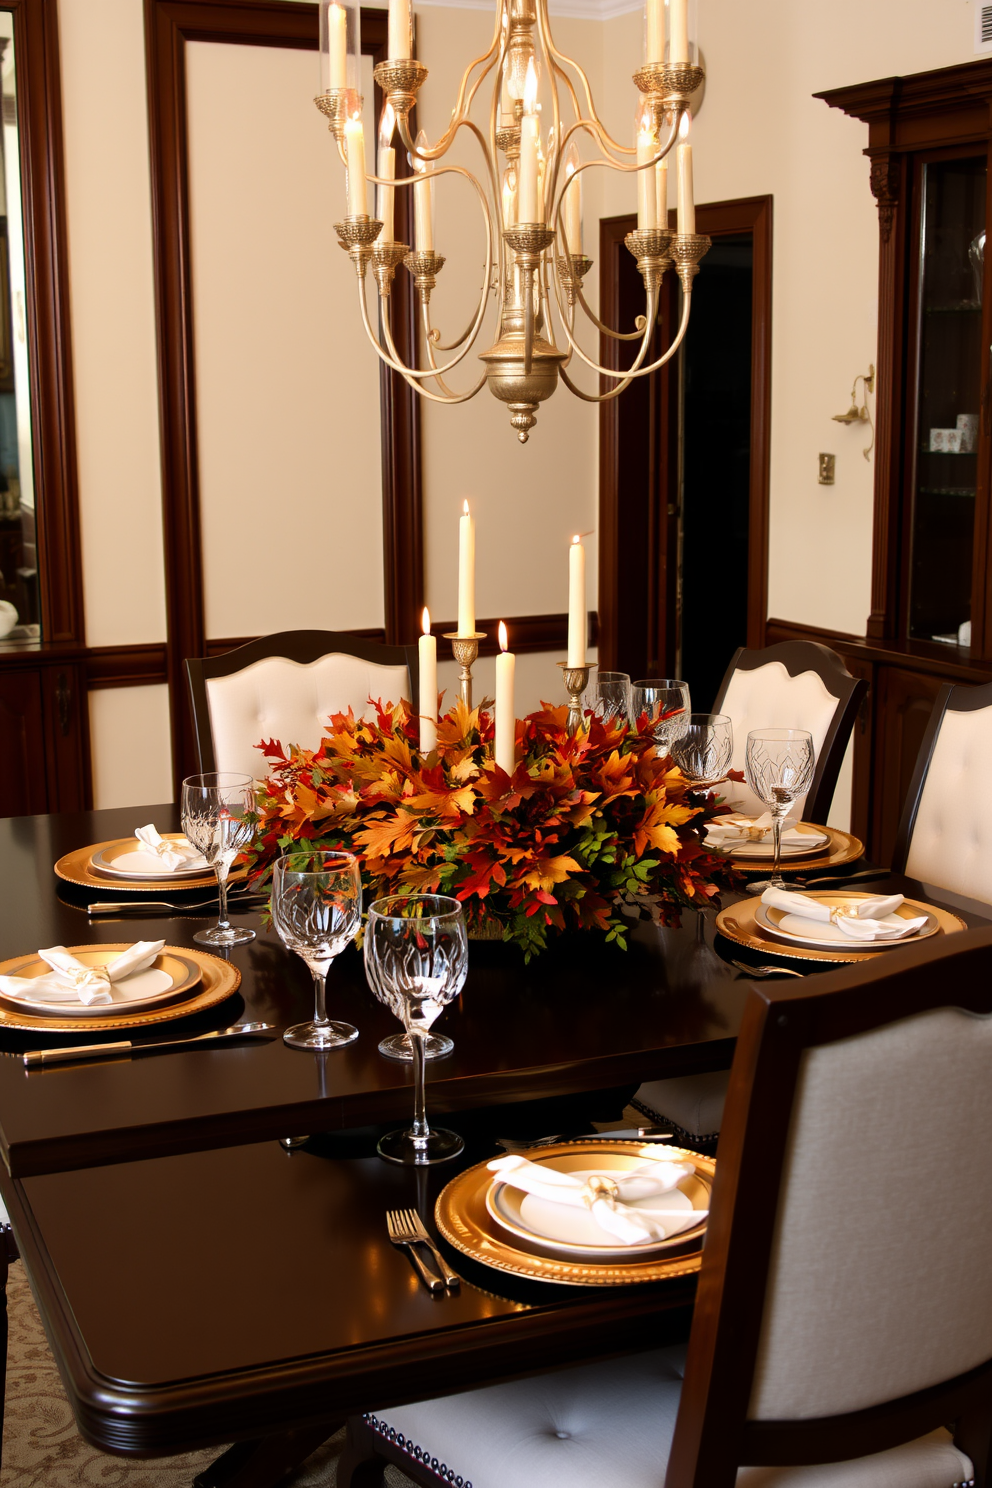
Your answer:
714,823 -> 864,876
0,947 -> 201,1019
0,945 -> 241,1033
436,1141 -> 715,1287
716,895 -> 966,964
55,839 -> 247,895
756,894 -> 939,953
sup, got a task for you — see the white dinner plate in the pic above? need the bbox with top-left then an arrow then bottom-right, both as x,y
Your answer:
0,948 -> 202,1019
485,1149 -> 710,1259
756,895 -> 939,953
705,825 -> 830,859
89,836 -> 208,880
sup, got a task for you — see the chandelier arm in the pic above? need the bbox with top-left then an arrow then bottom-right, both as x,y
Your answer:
363,282 -> 486,403
420,301 -> 488,398
547,191 -> 648,344
541,17 -> 640,161
394,36 -> 501,167
559,286 -> 692,389
553,278 -> 656,380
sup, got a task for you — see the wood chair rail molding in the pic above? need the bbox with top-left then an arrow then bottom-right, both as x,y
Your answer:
144,0 -> 421,793
817,59 -> 992,652
598,195 -> 772,675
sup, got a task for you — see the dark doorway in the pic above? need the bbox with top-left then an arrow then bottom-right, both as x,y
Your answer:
598,197 -> 772,688
679,234 -> 753,708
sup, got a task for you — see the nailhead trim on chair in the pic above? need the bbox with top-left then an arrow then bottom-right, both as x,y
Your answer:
364,1414 -> 471,1487
629,1097 -> 720,1156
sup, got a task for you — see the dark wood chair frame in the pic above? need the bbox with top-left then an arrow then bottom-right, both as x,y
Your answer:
340,926 -> 992,1488
891,676 -> 992,876
185,630 -> 421,775
712,639 -> 868,825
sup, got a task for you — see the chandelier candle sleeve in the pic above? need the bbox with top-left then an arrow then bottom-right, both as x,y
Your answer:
567,535 -> 586,668
378,143 -> 395,242
519,62 -> 541,222
345,116 -> 368,217
495,623 -> 516,775
668,0 -> 689,65
419,609 -> 437,754
457,500 -> 475,636
388,0 -> 412,60
637,125 -> 658,230
321,1 -> 348,91
676,113 -> 694,235
563,149 -> 582,254
413,133 -> 433,251
656,153 -> 668,228
646,0 -> 664,64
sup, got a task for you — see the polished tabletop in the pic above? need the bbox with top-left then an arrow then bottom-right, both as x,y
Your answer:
0,803 -> 755,1178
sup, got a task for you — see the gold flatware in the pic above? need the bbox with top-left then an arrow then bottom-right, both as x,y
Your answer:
23,1021 -> 274,1067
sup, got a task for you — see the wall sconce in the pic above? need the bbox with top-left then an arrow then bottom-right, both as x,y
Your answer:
832,364 -> 875,461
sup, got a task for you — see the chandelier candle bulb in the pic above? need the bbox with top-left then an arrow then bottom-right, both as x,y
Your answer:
388,0 -> 412,60
419,608 -> 438,754
495,623 -> 516,776
676,112 -> 694,235
567,534 -> 586,668
668,0 -> 690,65
457,500 -> 475,636
637,127 -> 658,230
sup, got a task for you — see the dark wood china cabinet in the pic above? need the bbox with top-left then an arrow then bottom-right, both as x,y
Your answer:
766,62 -> 992,865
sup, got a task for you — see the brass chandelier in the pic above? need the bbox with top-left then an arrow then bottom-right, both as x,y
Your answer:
316,0 -> 708,442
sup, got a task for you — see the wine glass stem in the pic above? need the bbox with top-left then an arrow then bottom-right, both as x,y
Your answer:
770,808 -> 787,888
312,968 -> 329,1029
215,860 -> 231,930
410,1031 -> 430,1148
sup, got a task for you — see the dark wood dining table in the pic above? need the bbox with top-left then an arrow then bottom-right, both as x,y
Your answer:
0,803 -> 986,1485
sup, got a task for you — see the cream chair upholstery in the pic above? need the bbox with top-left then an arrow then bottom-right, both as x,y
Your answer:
340,929 -> 992,1488
186,631 -> 418,782
713,642 -> 866,823
893,679 -> 992,908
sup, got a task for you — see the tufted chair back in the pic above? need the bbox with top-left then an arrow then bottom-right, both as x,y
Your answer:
663,927 -> 992,1486
186,631 -> 418,781
893,679 -> 992,907
713,641 -> 867,823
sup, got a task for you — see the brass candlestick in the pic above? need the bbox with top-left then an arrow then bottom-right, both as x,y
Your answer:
444,632 -> 486,709
559,661 -> 595,734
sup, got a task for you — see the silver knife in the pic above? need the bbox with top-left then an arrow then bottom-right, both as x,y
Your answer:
23,1021 -> 274,1067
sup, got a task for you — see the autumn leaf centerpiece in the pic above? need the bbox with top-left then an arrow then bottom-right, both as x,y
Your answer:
246,698 -> 738,959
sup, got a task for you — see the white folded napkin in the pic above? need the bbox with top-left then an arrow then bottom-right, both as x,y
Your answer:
488,1154 -> 705,1246
133,825 -> 205,872
761,887 -> 928,942
705,812 -> 811,851
0,942 -> 166,1006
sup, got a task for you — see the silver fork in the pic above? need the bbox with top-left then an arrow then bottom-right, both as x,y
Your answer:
730,959 -> 805,979
400,1208 -> 460,1289
386,1209 -> 444,1294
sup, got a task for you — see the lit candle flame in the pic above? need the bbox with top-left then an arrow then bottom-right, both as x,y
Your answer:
572,534 -> 581,545
422,607 -> 431,635
463,498 -> 470,515
679,111 -> 691,141
523,58 -> 539,114
499,620 -> 509,652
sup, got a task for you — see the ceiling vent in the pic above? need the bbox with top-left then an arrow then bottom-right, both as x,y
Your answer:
976,1 -> 992,52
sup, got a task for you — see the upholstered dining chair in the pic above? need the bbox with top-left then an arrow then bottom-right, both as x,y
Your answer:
186,630 -> 420,781
713,640 -> 867,823
339,927 -> 992,1488
889,676 -> 992,908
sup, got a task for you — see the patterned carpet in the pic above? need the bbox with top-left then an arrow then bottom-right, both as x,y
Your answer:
0,1263 -> 417,1488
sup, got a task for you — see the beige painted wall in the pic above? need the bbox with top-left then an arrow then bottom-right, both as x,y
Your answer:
57,0 -> 983,810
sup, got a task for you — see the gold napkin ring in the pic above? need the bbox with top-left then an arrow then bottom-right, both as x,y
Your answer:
581,1175 -> 620,1208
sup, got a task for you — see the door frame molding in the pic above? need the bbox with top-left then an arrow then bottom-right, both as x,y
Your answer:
144,0 -> 421,790
598,194 -> 773,672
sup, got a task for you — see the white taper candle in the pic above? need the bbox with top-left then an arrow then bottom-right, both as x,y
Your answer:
637,129 -> 658,230
495,622 -> 516,776
419,608 -> 437,754
567,534 -> 586,668
676,112 -> 694,234
457,500 -> 475,636
388,0 -> 412,59
344,116 -> 367,217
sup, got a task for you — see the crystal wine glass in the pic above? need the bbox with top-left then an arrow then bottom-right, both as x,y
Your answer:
672,713 -> 733,787
180,772 -> 257,947
271,850 -> 363,1050
744,729 -> 816,891
583,670 -> 631,722
630,679 -> 691,757
364,894 -> 468,1165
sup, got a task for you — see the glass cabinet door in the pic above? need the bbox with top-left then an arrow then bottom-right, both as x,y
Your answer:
908,154 -> 986,647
